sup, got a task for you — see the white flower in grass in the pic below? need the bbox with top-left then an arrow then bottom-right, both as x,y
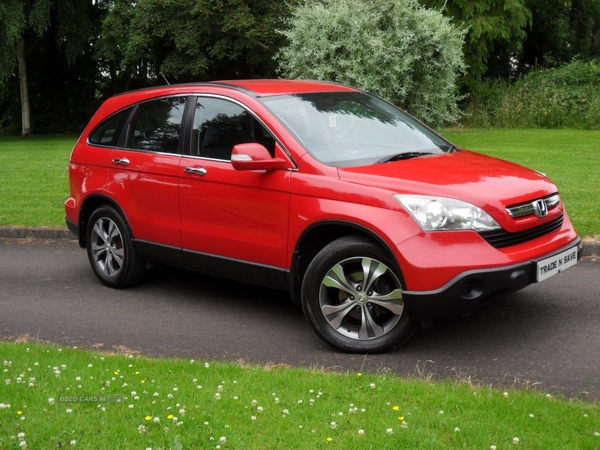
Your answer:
19,441 -> 27,449
220,436 -> 227,444
18,432 -> 25,439
358,429 -> 365,436
66,408 -> 73,413
330,422 -> 337,429
69,440 -> 76,445
153,417 -> 160,423
48,398 -> 55,405
251,415 -> 257,421
513,437 -> 520,444
138,424 -> 147,434
454,427 -> 460,432
370,383 -> 376,389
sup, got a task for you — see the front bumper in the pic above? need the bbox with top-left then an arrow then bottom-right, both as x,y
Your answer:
402,238 -> 583,320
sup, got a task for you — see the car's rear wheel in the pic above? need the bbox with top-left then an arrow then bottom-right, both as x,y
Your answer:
301,235 -> 415,353
86,205 -> 146,288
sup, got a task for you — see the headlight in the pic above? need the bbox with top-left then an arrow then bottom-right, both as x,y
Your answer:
394,195 -> 502,231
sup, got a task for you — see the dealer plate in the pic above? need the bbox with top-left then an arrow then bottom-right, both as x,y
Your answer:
536,246 -> 579,282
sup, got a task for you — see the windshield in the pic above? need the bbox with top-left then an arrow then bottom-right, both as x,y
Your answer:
261,91 -> 454,167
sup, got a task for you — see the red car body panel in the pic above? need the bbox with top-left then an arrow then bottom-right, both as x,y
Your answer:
66,79 -> 581,324
179,155 -> 292,268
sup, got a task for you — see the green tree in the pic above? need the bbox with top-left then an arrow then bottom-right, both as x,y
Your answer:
0,0 -> 95,136
519,0 -> 600,72
97,0 -> 294,95
569,0 -> 600,59
421,0 -> 532,83
276,0 -> 466,126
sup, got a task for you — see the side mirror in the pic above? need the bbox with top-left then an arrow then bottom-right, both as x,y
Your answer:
231,143 -> 291,171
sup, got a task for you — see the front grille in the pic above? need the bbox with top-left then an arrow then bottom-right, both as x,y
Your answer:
507,193 -> 560,218
479,215 -> 564,248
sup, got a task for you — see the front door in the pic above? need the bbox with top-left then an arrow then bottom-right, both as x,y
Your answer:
179,96 -> 292,287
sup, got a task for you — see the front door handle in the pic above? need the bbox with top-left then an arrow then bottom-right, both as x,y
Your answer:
112,158 -> 130,166
184,166 -> 207,176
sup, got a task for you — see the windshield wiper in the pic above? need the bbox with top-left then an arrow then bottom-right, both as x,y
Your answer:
377,152 -> 433,164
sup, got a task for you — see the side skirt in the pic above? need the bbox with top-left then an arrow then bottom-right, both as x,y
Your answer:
134,239 -> 289,291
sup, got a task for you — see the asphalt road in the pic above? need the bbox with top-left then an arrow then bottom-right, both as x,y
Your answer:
1,237 -> 599,401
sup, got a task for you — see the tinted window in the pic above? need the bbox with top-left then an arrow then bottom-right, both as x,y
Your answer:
192,97 -> 275,160
89,107 -> 132,147
127,97 -> 187,153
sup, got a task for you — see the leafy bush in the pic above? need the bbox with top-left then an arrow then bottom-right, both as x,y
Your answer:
464,60 -> 600,129
275,0 -> 466,127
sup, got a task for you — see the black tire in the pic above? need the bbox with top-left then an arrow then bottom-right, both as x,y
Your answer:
86,205 -> 146,288
301,235 -> 415,353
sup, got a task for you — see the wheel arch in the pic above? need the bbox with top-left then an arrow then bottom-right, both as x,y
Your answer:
289,220 -> 405,303
77,195 -> 130,248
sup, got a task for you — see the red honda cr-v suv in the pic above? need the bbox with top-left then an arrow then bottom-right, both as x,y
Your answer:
66,79 -> 581,353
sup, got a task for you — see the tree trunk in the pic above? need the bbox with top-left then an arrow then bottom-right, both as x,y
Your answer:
17,37 -> 31,138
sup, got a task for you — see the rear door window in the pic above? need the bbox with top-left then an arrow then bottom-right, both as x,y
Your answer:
126,97 -> 188,154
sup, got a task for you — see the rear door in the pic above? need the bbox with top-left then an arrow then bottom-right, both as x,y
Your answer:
105,96 -> 188,257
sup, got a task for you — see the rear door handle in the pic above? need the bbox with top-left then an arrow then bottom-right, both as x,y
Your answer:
112,158 -> 130,166
184,166 -> 207,176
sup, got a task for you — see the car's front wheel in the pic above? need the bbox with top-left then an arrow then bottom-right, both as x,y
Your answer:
86,205 -> 146,288
301,236 -> 415,353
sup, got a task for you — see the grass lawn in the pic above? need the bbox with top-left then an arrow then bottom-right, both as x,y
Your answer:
1,341 -> 598,449
0,135 -> 76,227
0,129 -> 598,236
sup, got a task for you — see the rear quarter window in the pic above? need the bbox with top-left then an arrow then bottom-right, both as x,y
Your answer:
88,107 -> 133,147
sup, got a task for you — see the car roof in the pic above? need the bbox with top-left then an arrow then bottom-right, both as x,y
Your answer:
212,79 -> 360,97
